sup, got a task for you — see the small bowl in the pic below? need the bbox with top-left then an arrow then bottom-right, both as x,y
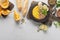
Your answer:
27,1 -> 50,23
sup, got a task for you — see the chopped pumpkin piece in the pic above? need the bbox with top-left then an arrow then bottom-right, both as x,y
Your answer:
0,6 -> 3,16
2,9 -> 11,16
0,0 -> 9,9
0,13 -> 1,16
14,10 -> 20,21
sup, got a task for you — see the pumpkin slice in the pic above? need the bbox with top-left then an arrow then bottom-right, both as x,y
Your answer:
14,10 -> 20,21
0,0 -> 9,9
32,6 -> 40,19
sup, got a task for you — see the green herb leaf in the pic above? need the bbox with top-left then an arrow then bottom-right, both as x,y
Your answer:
42,9 -> 47,16
57,0 -> 60,7
54,22 -> 60,28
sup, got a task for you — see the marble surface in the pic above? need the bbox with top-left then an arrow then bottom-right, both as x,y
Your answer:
0,0 -> 60,40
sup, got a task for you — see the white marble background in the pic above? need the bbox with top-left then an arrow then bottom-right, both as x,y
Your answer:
0,0 -> 60,40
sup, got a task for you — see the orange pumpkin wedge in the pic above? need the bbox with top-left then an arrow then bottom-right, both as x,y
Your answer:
32,6 -> 40,19
14,10 -> 20,21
